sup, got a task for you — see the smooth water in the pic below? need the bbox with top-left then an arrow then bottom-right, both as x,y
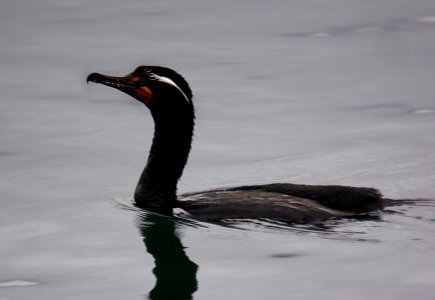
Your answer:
1,1 -> 435,299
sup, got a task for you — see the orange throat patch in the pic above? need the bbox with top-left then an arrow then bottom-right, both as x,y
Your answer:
135,86 -> 153,105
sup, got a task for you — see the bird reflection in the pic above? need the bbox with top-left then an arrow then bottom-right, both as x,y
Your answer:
137,213 -> 198,300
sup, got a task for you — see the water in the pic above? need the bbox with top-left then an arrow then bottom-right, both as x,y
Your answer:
1,0 -> 435,299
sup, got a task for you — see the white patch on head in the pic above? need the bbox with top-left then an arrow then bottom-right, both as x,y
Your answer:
149,73 -> 190,104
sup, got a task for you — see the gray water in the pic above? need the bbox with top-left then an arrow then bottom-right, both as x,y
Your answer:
1,1 -> 435,299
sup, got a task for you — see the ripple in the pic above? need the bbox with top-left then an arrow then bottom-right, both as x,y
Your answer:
412,109 -> 435,114
0,280 -> 38,288
270,253 -> 302,258
310,32 -> 331,37
418,16 -> 435,23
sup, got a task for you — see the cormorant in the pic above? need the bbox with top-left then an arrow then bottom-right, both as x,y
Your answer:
87,66 -> 388,224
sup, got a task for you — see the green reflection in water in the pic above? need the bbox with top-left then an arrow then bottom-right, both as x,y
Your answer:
137,214 -> 198,300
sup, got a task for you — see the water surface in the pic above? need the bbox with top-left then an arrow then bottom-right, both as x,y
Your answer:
1,1 -> 435,299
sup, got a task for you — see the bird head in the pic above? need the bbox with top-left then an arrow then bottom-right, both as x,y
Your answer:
87,66 -> 193,111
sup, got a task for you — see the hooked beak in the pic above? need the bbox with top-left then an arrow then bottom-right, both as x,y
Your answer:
87,72 -> 153,104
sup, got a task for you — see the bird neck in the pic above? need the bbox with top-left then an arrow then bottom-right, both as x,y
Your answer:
134,109 -> 194,212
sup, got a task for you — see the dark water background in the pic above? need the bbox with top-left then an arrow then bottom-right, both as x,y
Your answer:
1,1 -> 435,299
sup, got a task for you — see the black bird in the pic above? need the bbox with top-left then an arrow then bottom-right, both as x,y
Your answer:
87,66 -> 389,224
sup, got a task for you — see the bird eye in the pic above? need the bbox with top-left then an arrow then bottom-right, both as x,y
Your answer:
137,78 -> 147,86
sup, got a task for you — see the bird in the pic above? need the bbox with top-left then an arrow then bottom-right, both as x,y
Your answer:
87,66 -> 389,224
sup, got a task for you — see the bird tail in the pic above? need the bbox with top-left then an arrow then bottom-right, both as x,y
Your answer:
385,198 -> 435,207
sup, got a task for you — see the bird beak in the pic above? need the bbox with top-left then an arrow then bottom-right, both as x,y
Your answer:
87,72 -> 153,104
